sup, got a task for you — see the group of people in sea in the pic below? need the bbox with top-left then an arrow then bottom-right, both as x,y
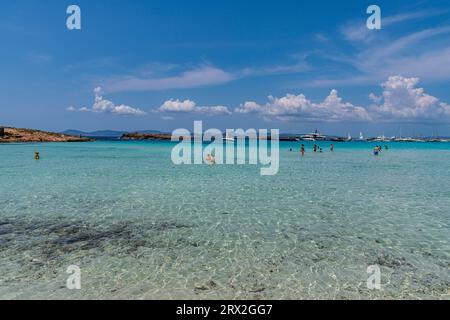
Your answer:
35,143 -> 389,164
290,143 -> 390,157
291,143 -> 335,156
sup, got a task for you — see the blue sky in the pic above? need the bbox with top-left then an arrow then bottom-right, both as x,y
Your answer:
1,0 -> 450,136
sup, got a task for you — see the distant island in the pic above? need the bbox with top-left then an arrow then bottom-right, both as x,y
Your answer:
0,127 -> 92,143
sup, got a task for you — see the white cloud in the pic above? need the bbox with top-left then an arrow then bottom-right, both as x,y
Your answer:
340,10 -> 445,43
236,75 -> 450,123
68,76 -> 450,123
239,58 -> 311,77
314,33 -> 329,43
158,99 -> 231,116
27,53 -> 53,64
368,93 -> 382,103
235,101 -> 265,114
310,10 -> 450,88
68,87 -> 146,116
159,99 -> 196,113
236,90 -> 371,122
104,66 -> 235,93
101,59 -> 314,94
369,27 -> 450,62
369,75 -> 450,121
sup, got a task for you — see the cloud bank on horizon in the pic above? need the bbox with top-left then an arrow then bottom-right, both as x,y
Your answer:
235,75 -> 450,123
71,75 -> 450,123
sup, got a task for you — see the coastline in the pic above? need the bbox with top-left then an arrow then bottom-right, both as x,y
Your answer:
2,127 -> 449,144
0,127 -> 93,143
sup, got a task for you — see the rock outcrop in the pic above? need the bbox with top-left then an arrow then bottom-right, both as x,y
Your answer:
0,127 -> 93,143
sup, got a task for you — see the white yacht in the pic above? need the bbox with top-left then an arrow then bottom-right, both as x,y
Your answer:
301,130 -> 327,141
394,137 -> 419,142
374,134 -> 390,142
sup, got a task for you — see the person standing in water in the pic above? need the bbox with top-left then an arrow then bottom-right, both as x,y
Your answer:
330,144 -> 334,152
205,154 -> 213,165
300,144 -> 305,157
373,146 -> 381,156
313,144 -> 317,153
34,152 -> 40,160
205,154 -> 216,166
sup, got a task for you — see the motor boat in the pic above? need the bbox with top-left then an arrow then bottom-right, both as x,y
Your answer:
373,134 -> 390,142
300,130 -> 327,141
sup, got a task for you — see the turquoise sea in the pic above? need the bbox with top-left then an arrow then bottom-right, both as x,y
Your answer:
0,140 -> 449,299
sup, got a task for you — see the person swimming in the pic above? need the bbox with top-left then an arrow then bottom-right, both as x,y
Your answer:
34,152 -> 40,160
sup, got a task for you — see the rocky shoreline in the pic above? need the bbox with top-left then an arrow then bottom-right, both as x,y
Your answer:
0,127 -> 93,143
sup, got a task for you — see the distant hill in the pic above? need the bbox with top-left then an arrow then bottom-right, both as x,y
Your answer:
62,130 -> 125,137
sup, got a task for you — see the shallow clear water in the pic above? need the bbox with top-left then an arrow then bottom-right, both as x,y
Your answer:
0,140 -> 449,299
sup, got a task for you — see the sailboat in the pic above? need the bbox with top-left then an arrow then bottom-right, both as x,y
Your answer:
358,132 -> 366,141
346,133 -> 352,142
